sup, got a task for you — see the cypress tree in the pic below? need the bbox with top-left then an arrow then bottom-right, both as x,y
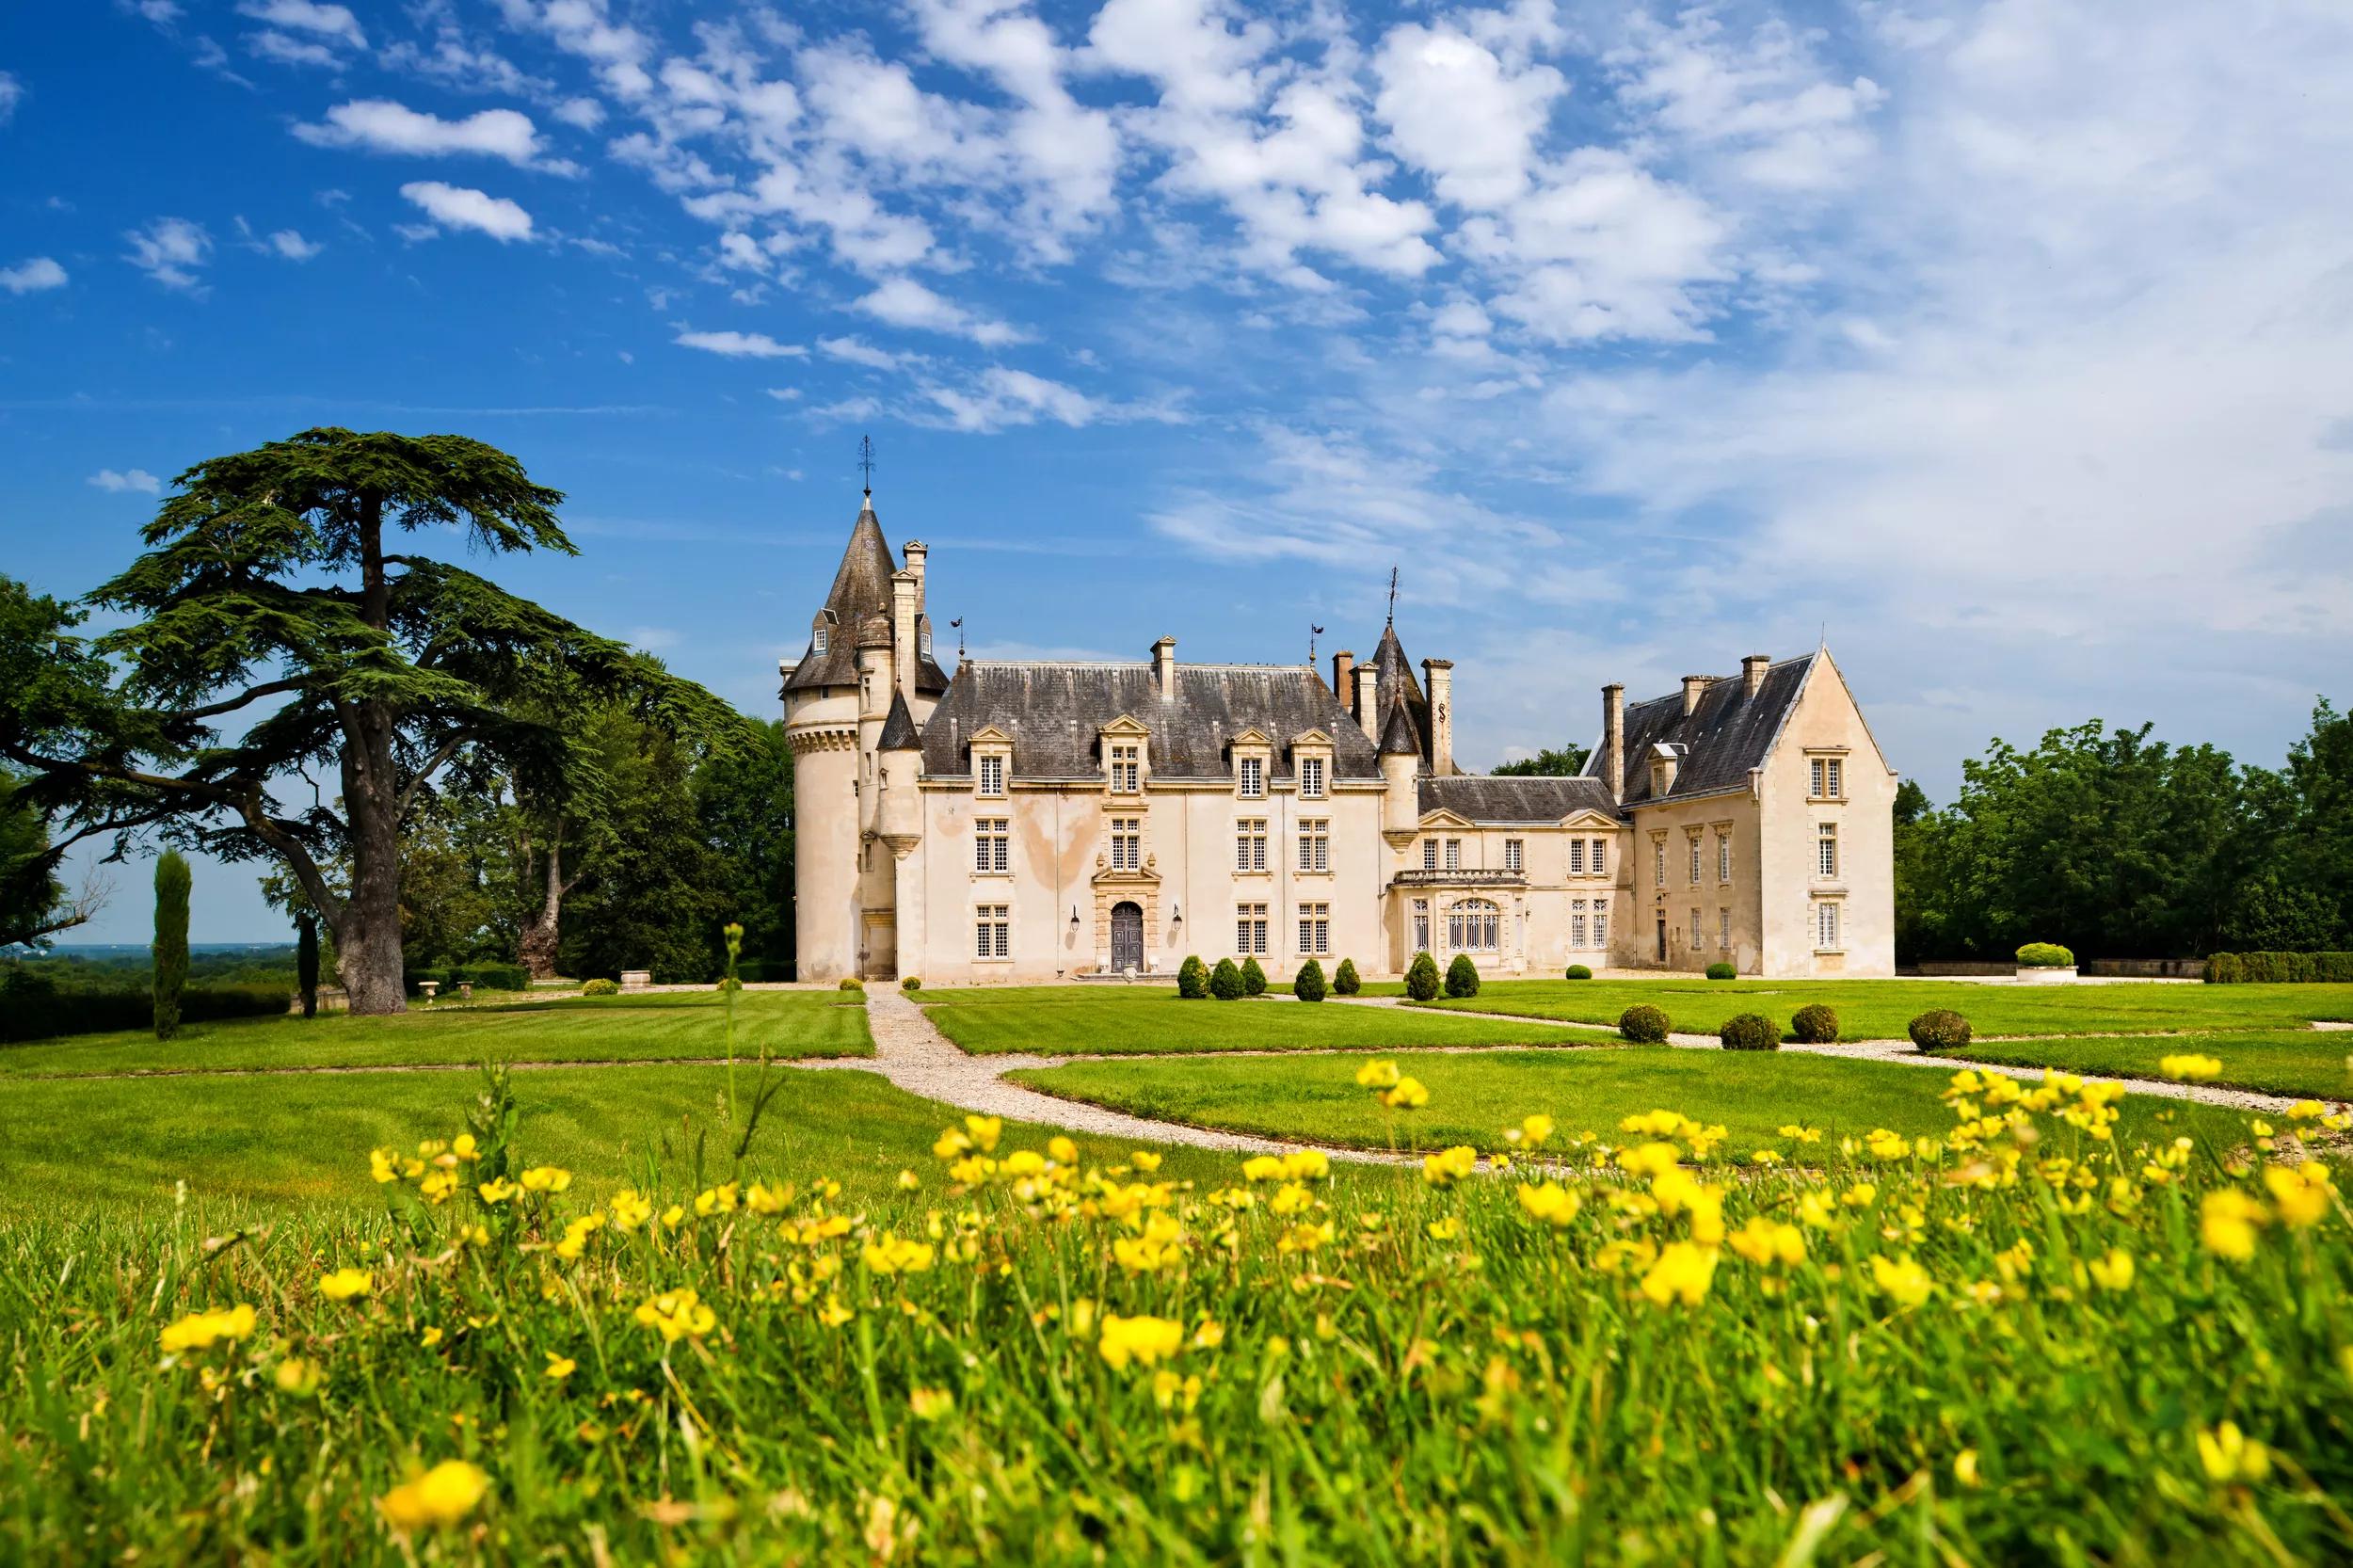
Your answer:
152,850 -> 191,1040
297,912 -> 320,1019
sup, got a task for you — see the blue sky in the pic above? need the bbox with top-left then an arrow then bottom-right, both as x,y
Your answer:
5,0 -> 2352,942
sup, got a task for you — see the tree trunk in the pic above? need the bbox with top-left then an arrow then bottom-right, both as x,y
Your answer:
339,697 -> 408,1015
520,840 -> 564,981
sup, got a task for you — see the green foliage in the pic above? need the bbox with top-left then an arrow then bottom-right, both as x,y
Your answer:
1209,958 -> 1245,1000
296,915 -> 319,1019
1705,962 -> 1737,981
1404,952 -> 1441,1002
1565,964 -> 1593,980
1619,1004 -> 1670,1044
0,970 -> 289,1043
1490,744 -> 1591,776
1,770 -> 90,949
1909,1009 -> 1974,1051
1333,957 -> 1361,996
900,976 -> 922,992
693,717 -> 795,978
1176,955 -> 1209,1000
714,976 -> 744,991
579,978 -> 620,997
152,851 -> 189,1040
837,977 -> 864,992
1790,1003 -> 1840,1044
2205,952 -> 2353,984
1291,958 -> 1327,1002
1240,956 -> 1267,997
1719,1013 -> 1780,1051
2016,942 -> 2075,968
1444,953 -> 1481,998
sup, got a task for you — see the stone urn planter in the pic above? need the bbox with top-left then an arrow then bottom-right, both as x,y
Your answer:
2015,965 -> 2078,984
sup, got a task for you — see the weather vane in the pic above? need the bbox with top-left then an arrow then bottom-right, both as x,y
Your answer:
857,434 -> 875,493
1385,567 -> 1399,627
1308,623 -> 1324,666
951,616 -> 965,660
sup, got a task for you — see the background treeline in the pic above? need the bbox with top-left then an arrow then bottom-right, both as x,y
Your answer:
1896,701 -> 2352,963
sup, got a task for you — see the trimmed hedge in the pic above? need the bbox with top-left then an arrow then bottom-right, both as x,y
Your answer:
1209,958 -> 1246,1001
1790,1003 -> 1840,1044
2015,942 -> 2075,968
1719,1013 -> 1779,1051
2205,952 -> 2353,984
1909,1009 -> 1973,1051
0,978 -> 293,1044
1565,964 -> 1593,980
1444,954 -> 1481,999
838,977 -> 865,992
1404,952 -> 1441,1002
900,976 -> 922,991
1705,962 -> 1737,981
580,978 -> 620,997
1177,956 -> 1209,1000
1333,958 -> 1361,996
1241,957 -> 1268,998
1292,958 -> 1328,1002
1619,1004 -> 1670,1044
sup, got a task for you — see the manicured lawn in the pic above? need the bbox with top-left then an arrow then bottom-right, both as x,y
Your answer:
1410,979 -> 2353,1040
1009,1048 -> 2259,1155
914,984 -> 1181,1005
1955,1031 -> 2353,1101
920,992 -> 1577,1055
0,989 -> 872,1078
0,1062 -> 1238,1217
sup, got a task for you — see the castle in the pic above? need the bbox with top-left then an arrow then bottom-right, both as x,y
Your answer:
782,488 -> 1897,985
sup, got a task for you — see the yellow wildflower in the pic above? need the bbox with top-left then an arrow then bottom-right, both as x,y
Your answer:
160,1304 -> 257,1354
1505,1113 -> 1555,1147
1354,1059 -> 1401,1089
369,1146 -> 403,1184
633,1288 -> 717,1343
273,1357 -> 321,1397
519,1166 -> 572,1194
1383,1077 -> 1431,1110
2088,1248 -> 2135,1292
1048,1135 -> 1080,1164
1618,1142 -> 1681,1178
420,1326 -> 444,1349
860,1233 -> 937,1274
1097,1312 -> 1186,1370
2264,1163 -> 2333,1229
318,1268 -> 373,1303
378,1461 -> 490,1532
1639,1241 -> 1718,1307
1728,1217 -> 1805,1268
962,1115 -> 1003,1154
1516,1181 -> 1581,1227
909,1386 -> 955,1421
1871,1254 -> 1932,1308
1130,1150 -> 1162,1172
1281,1148 -> 1330,1181
2196,1421 -> 2271,1484
608,1189 -> 655,1230
1426,1215 -> 1465,1240
1422,1144 -> 1478,1186
1954,1449 -> 1981,1489
1152,1369 -> 1205,1413
1241,1156 -> 1286,1183
475,1177 -> 517,1205
2201,1190 -> 2265,1260
544,1352 -> 577,1381
2159,1054 -> 2221,1083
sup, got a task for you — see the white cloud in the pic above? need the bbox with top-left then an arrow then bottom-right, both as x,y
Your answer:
493,0 -> 654,100
673,328 -> 806,359
1610,11 -> 1886,194
919,366 -> 1103,432
249,30 -> 339,68
0,72 -> 22,124
123,217 -> 212,290
1372,23 -> 1564,211
818,335 -> 921,371
295,100 -> 572,172
854,277 -> 1027,345
0,256 -> 67,294
88,469 -> 163,494
552,96 -> 604,130
398,182 -> 534,241
265,229 -> 321,260
236,0 -> 363,49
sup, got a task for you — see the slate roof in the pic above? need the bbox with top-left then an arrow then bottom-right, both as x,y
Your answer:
919,663 -> 1380,781
1379,701 -> 1422,756
1418,776 -> 1618,823
1369,622 -> 1433,764
1582,654 -> 1817,808
784,495 -> 951,696
876,689 -> 920,751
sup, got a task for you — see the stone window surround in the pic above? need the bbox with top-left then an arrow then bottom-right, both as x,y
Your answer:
1811,891 -> 1846,954
1806,746 -> 1851,804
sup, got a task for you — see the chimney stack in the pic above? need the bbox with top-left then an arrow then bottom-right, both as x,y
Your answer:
1601,683 -> 1625,804
1422,658 -> 1454,776
903,540 -> 928,614
1741,653 -> 1770,698
1331,649 -> 1355,707
1152,635 -> 1177,701
1355,664 -> 1380,740
890,570 -> 920,701
1681,675 -> 1713,716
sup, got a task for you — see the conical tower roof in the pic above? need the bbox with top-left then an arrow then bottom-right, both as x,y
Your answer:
1378,698 -> 1423,757
1369,621 -> 1432,763
876,688 -> 921,751
785,492 -> 950,694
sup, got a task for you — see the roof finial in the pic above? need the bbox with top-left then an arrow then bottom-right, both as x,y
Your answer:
1308,623 -> 1323,667
1385,566 -> 1398,628
951,616 -> 965,660
857,433 -> 875,496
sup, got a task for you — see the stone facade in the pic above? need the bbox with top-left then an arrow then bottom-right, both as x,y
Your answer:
786,491 -> 1896,984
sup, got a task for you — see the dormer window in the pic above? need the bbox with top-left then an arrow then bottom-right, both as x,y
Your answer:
978,755 -> 1005,796
1239,757 -> 1264,798
813,627 -> 829,654
1300,756 -> 1325,799
1110,744 -> 1141,793
920,626 -> 933,655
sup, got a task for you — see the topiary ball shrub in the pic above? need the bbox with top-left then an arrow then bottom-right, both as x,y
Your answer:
1404,952 -> 1441,1002
1705,962 -> 1737,981
1619,1004 -> 1670,1044
1292,958 -> 1328,1002
1333,958 -> 1361,996
1565,964 -> 1593,980
838,976 -> 865,992
1177,955 -> 1209,1000
581,978 -> 619,997
1241,956 -> 1268,997
1909,1009 -> 1973,1052
1444,954 -> 1481,998
1719,1013 -> 1780,1051
900,976 -> 922,991
1790,1003 -> 1840,1044
1209,958 -> 1245,1001
2016,942 -> 2074,968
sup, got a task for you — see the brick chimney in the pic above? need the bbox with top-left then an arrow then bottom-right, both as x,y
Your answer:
1741,653 -> 1770,697
1152,635 -> 1177,700
1681,675 -> 1713,716
1601,683 -> 1625,804
1422,658 -> 1454,776
1331,648 -> 1354,707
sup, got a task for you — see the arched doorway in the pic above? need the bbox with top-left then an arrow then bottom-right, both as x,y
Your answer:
1110,901 -> 1144,974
